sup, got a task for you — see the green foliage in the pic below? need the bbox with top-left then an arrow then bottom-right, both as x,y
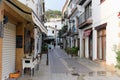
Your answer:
116,50 -> 120,69
58,25 -> 68,38
42,44 -> 48,52
65,47 -> 79,56
45,10 -> 62,19
58,30 -> 62,38
61,25 -> 68,33
71,47 -> 79,56
65,47 -> 71,55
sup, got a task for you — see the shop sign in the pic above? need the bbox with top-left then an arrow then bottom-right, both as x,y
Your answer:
83,29 -> 91,37
0,21 -> 4,38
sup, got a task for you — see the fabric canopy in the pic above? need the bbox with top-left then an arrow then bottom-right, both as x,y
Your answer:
32,11 -> 47,34
83,29 -> 92,37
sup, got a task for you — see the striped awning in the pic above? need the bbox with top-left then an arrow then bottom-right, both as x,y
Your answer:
32,11 -> 47,34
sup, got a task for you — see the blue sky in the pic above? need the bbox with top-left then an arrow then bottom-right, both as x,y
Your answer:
19,0 -> 66,11
45,0 -> 66,11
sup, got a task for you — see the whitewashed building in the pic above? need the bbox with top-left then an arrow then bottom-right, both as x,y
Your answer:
62,0 -> 120,65
92,0 -> 120,65
45,18 -> 62,45
19,0 -> 47,58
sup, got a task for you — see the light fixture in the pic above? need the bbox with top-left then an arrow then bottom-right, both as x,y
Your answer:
118,12 -> 120,18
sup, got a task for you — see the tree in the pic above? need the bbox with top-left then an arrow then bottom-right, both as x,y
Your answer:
45,10 -> 62,20
58,25 -> 68,38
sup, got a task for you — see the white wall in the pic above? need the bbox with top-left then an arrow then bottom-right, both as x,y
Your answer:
45,19 -> 62,36
92,0 -> 120,65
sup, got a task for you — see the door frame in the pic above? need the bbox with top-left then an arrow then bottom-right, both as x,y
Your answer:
97,29 -> 106,60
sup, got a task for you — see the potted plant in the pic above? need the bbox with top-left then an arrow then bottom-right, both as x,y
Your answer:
65,47 -> 71,55
9,71 -> 20,78
115,50 -> 120,75
71,47 -> 79,57
41,44 -> 48,53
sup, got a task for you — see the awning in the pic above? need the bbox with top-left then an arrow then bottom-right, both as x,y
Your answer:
83,29 -> 92,37
5,0 -> 47,34
32,11 -> 47,34
5,0 -> 32,22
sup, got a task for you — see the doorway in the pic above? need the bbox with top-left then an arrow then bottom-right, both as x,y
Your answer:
89,32 -> 93,60
82,39 -> 85,57
97,29 -> 106,60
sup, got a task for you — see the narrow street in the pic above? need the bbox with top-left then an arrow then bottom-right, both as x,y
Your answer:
18,47 -> 120,80
1,0 -> 120,80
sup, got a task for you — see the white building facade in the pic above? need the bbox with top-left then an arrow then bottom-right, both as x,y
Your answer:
20,0 -> 47,58
92,0 -> 120,65
62,0 -> 120,65
45,18 -> 62,45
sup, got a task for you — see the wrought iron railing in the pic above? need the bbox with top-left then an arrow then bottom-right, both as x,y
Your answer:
78,9 -> 92,25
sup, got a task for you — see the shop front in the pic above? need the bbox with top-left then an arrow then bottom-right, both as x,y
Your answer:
95,23 -> 107,61
83,28 -> 93,59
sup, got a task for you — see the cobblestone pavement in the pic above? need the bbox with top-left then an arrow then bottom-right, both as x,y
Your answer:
18,47 -> 120,80
49,50 -> 69,73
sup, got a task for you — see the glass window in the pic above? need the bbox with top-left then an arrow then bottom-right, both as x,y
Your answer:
85,1 -> 92,19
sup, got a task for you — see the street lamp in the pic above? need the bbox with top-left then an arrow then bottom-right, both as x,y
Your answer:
55,25 -> 57,46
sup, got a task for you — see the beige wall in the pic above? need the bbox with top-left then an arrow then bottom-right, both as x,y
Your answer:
0,38 -> 2,80
16,23 -> 25,71
0,4 -> 4,80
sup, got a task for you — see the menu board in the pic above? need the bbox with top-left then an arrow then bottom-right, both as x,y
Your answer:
16,35 -> 23,48
0,21 -> 3,38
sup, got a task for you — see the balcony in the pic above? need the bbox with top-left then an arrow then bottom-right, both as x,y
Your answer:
78,9 -> 92,29
68,7 -> 77,19
78,0 -> 87,5
71,26 -> 78,36
64,12 -> 68,18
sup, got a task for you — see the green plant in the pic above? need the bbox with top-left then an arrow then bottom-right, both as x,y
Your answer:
116,50 -> 120,69
65,47 -> 71,55
71,47 -> 79,56
42,44 -> 48,52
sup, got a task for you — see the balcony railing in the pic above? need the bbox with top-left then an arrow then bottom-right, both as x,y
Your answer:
78,9 -> 92,25
79,0 -> 86,5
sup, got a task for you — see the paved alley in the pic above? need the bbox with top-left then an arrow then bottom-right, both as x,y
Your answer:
18,47 -> 120,80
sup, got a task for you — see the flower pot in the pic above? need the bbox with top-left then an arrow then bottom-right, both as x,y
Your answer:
9,72 -> 20,78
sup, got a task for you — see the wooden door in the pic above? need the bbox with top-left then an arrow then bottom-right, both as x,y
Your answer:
97,29 -> 106,60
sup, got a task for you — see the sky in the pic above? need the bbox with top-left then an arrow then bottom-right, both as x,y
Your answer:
45,0 -> 66,11
19,0 -> 66,11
